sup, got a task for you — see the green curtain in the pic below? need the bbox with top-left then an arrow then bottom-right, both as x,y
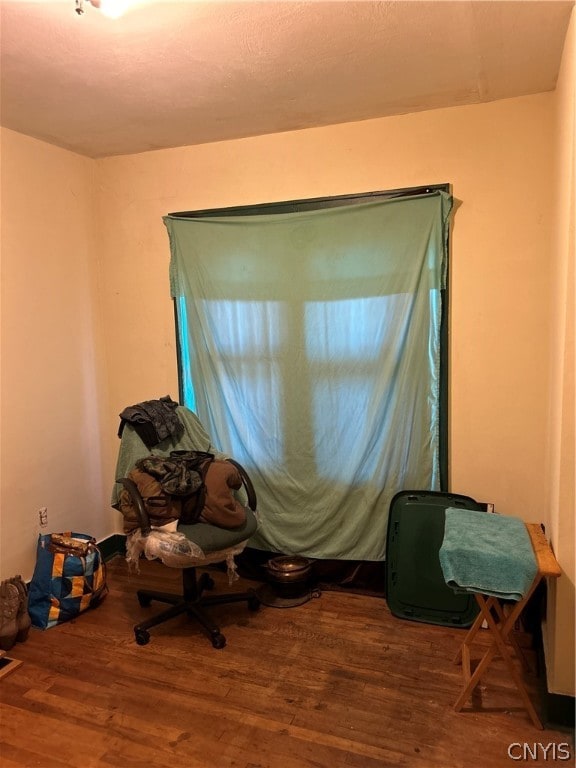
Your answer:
164,191 -> 452,560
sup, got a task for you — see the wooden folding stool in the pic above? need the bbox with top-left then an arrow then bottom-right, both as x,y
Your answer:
453,523 -> 562,729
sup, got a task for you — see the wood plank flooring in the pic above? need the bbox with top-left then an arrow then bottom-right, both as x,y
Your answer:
0,556 -> 573,768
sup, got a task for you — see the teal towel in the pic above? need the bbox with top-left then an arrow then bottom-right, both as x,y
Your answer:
439,509 -> 537,601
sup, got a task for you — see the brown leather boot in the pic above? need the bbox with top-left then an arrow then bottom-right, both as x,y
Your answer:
11,575 -> 32,642
0,580 -> 20,651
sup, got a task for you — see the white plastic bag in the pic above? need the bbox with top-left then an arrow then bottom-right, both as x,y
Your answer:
125,527 -> 247,582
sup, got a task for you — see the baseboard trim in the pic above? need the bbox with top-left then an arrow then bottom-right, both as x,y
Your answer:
536,643 -> 576,732
97,533 -> 126,562
542,688 -> 575,731
523,583 -> 575,732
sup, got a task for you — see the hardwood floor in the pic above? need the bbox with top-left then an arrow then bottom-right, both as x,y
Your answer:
0,556 -> 573,768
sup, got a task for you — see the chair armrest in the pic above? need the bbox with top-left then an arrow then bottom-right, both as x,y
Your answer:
225,459 -> 257,511
116,477 -> 152,536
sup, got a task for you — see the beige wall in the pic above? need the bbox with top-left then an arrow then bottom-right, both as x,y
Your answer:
96,92 -> 556,525
543,9 -> 576,697
0,128 -> 113,580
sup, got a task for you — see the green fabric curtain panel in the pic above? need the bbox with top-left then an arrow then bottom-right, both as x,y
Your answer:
164,190 -> 452,561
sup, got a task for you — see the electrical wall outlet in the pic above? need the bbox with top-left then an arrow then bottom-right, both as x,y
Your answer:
38,507 -> 48,527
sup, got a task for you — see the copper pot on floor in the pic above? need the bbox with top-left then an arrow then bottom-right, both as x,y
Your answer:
264,555 -> 313,599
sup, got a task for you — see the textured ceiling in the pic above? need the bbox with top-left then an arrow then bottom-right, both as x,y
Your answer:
0,0 -> 574,158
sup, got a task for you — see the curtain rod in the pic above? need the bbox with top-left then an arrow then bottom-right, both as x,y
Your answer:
168,183 -> 451,219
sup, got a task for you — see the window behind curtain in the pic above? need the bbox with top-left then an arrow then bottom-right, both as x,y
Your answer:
165,187 -> 452,561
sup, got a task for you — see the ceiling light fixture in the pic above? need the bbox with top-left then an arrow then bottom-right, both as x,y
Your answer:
75,0 -> 127,19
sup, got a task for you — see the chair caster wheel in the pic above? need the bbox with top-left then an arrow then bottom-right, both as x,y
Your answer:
135,629 -> 150,646
137,593 -> 152,607
211,632 -> 226,649
248,595 -> 261,611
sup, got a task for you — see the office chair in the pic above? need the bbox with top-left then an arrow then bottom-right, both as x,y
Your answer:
116,413 -> 261,649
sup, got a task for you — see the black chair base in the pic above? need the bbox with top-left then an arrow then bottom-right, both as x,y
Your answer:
134,566 -> 261,649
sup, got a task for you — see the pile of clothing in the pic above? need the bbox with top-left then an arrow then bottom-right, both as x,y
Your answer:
118,450 -> 248,532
